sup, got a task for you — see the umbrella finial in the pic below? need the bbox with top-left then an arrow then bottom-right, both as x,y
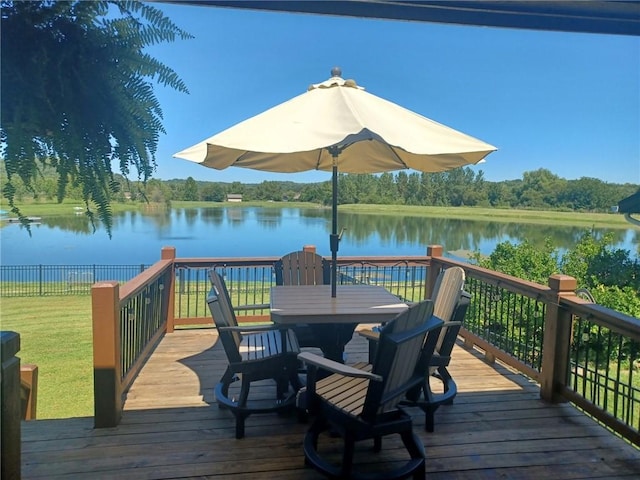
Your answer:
331,66 -> 342,78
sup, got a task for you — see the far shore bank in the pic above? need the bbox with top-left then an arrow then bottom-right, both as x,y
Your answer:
4,199 -> 634,230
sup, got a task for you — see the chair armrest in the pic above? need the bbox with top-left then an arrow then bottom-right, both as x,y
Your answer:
359,328 -> 382,363
218,324 -> 291,333
358,330 -> 380,341
444,321 -> 463,327
429,353 -> 451,368
298,352 -> 382,381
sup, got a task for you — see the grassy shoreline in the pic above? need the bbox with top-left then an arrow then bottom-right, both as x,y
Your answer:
3,199 -> 633,229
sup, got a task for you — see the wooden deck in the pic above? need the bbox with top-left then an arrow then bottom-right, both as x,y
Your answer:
22,328 -> 640,479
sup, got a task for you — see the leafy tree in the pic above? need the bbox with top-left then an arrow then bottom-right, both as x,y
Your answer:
229,181 -> 244,196
200,182 -> 226,202
404,172 -> 421,205
425,172 -> 448,206
1,1 -> 192,233
182,177 -> 199,201
255,180 -> 283,201
300,182 -> 330,205
395,170 -> 408,202
560,230 -> 610,284
486,181 -> 513,207
473,233 -> 640,368
337,173 -> 357,204
377,172 -> 397,204
475,231 -> 640,318
143,178 -> 172,206
474,239 -> 560,284
560,177 -> 619,211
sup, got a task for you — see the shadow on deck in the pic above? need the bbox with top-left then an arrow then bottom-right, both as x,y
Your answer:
22,329 -> 640,479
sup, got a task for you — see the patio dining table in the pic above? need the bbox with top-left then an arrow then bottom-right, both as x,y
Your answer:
270,284 -> 408,363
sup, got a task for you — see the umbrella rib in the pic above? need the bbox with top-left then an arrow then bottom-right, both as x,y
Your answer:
388,145 -> 410,170
314,149 -> 323,170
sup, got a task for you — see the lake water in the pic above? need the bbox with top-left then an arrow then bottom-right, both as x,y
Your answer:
1,206 -> 638,265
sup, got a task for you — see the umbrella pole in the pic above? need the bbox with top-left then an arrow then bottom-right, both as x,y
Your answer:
330,162 -> 338,298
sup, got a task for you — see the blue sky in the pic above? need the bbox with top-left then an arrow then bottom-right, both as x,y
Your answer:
147,3 -> 639,186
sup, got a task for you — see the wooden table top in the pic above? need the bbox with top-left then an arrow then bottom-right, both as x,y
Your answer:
270,285 -> 408,325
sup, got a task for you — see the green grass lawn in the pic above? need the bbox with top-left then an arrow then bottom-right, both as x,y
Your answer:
1,296 -> 94,419
337,204 -> 632,228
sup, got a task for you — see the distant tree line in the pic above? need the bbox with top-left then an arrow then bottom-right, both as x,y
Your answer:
1,162 -> 637,213
166,167 -> 638,212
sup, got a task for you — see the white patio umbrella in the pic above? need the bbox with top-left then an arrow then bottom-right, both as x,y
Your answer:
174,67 -> 497,297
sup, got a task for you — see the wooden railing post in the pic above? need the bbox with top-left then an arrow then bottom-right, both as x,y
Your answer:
92,281 -> 122,427
162,247 -> 176,333
426,245 -> 444,299
540,274 -> 577,403
302,245 -> 316,253
1,331 -> 21,480
20,364 -> 38,420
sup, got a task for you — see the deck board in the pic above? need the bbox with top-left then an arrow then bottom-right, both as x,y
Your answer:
21,328 -> 640,479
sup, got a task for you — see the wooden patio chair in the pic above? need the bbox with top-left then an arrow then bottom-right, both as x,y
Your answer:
298,300 -> 443,480
207,271 -> 302,438
275,249 -> 330,287
274,250 -> 330,348
406,289 -> 470,431
361,265 -> 468,431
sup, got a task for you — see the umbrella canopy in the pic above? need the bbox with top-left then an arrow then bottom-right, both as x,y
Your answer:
174,68 -> 497,296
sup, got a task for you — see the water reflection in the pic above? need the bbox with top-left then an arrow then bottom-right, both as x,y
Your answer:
337,213 -> 632,254
3,206 -> 637,265
183,208 -> 198,228
226,208 -> 244,224
39,214 -> 97,235
255,207 -> 283,229
199,208 -> 224,226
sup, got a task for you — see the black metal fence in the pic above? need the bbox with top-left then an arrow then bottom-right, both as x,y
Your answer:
0,265 -> 149,297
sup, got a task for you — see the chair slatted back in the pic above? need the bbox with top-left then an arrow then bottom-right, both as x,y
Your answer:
275,251 -> 329,286
207,271 -> 242,364
431,266 -> 465,352
437,289 -> 470,349
363,300 -> 441,418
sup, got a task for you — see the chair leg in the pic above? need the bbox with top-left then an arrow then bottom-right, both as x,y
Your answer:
400,429 -> 426,479
238,376 -> 251,407
373,435 -> 382,452
228,376 -> 251,439
424,406 -> 436,432
276,375 -> 288,400
413,459 -> 426,480
405,383 -> 422,403
289,367 -> 303,391
340,433 -> 356,478
234,412 -> 248,439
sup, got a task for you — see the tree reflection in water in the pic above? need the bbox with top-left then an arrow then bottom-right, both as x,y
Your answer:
6,206 -> 637,265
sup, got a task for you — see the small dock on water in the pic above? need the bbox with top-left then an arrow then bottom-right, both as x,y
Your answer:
4,217 -> 42,224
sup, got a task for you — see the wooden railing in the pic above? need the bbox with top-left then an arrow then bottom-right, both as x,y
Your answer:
429,251 -> 640,446
89,245 -> 640,447
20,364 -> 38,421
91,247 -> 175,427
2,331 -> 21,480
1,334 -> 39,480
